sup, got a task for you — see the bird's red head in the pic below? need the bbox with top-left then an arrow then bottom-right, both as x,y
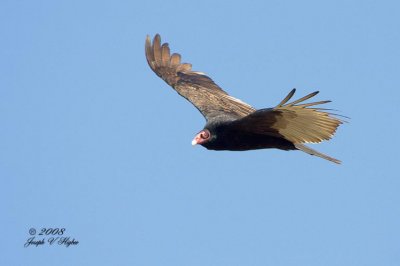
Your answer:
191,129 -> 211,146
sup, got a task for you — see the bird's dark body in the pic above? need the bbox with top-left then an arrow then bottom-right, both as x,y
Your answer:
202,121 -> 296,151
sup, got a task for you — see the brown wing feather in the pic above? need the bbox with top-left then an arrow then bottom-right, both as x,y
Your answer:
145,34 -> 255,121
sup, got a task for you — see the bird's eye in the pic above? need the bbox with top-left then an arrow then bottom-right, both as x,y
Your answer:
201,131 -> 210,139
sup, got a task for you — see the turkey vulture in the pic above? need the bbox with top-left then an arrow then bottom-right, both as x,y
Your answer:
145,34 -> 344,164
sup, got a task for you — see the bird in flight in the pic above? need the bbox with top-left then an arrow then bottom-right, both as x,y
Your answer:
145,34 -> 344,164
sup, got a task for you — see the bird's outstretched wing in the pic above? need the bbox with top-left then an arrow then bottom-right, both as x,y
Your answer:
145,34 -> 255,122
272,89 -> 343,144
228,89 -> 344,163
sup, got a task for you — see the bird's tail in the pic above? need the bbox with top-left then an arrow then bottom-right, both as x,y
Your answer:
294,143 -> 341,164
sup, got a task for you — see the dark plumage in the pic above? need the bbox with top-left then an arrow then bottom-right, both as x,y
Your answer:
145,34 -> 344,164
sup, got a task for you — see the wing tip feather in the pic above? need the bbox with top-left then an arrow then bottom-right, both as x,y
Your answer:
295,143 -> 341,164
145,34 -> 193,74
276,88 -> 296,107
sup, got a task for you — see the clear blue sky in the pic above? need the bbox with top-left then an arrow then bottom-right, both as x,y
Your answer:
1,0 -> 400,265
